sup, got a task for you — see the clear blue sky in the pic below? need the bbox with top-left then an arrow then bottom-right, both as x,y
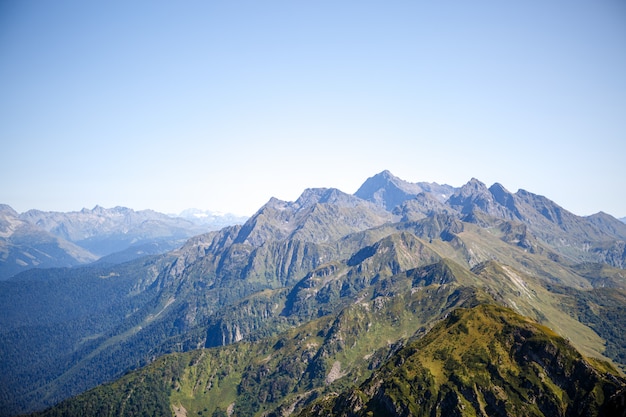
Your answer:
1,0 -> 625,217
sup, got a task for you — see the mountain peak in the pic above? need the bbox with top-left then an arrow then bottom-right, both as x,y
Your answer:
462,177 -> 489,193
290,188 -> 368,211
488,182 -> 510,195
377,169 -> 399,182
447,178 -> 493,215
488,182 -> 519,214
0,204 -> 18,217
355,171 -> 435,211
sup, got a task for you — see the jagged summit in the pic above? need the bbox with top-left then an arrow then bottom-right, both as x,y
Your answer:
488,182 -> 520,215
235,187 -> 395,246
0,204 -> 19,216
251,172 -> 626,268
355,170 -> 455,211
294,187 -> 366,208
447,177 -> 510,218
253,188 -> 374,217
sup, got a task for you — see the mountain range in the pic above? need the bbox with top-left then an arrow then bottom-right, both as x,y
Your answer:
1,170 -> 625,417
0,205 -> 246,280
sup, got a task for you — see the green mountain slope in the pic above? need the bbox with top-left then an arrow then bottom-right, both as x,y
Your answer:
300,304 -> 626,417
26,260 -> 492,417
31,303 -> 626,417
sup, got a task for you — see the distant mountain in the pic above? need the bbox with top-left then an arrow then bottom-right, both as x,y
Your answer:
20,205 -> 207,257
355,170 -> 456,210
3,171 -> 626,416
0,205 -> 98,280
0,204 -> 226,280
621,217 -> 626,224
175,208 -> 248,229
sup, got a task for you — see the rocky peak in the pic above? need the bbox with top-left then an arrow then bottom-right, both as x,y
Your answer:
0,204 -> 24,238
447,178 -> 492,214
585,211 -> 626,240
393,192 -> 458,221
0,204 -> 19,217
355,170 -> 427,211
235,187 -> 395,246
488,182 -> 512,203
294,188 -> 358,209
459,177 -> 490,197
489,183 -> 522,219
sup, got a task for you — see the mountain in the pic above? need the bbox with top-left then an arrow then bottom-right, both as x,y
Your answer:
301,304 -> 626,417
0,188 -> 398,415
355,170 -> 456,211
448,179 -> 626,268
20,205 -> 207,257
0,204 -> 216,280
0,205 -> 98,280
235,188 -> 395,246
392,191 -> 458,221
27,301 -> 626,417
3,171 -> 626,416
176,208 -> 248,229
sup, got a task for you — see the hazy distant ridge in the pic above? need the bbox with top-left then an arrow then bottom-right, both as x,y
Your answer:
0,205 -> 245,280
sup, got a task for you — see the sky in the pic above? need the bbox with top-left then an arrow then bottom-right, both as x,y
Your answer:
1,1 -> 625,218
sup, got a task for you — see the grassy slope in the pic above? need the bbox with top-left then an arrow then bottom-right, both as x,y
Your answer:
30,272 -> 485,416
300,304 -> 626,417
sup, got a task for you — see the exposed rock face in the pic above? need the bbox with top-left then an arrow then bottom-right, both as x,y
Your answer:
393,192 -> 457,221
448,178 -> 516,220
446,179 -> 626,268
355,170 -> 455,211
234,188 -> 396,246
